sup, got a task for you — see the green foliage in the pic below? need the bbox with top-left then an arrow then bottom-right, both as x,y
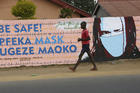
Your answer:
12,0 -> 36,19
62,0 -> 96,14
59,8 -> 73,18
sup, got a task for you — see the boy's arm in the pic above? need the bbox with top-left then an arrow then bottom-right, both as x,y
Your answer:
78,36 -> 90,42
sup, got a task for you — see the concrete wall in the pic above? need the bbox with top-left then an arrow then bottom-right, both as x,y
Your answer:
0,0 -> 80,20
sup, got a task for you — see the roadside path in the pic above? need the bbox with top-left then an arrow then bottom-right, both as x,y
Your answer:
0,59 -> 140,82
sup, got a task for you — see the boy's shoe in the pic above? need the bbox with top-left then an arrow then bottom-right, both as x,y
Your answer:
69,67 -> 75,72
90,67 -> 98,71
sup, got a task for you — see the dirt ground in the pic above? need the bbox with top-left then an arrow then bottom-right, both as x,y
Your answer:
0,58 -> 140,82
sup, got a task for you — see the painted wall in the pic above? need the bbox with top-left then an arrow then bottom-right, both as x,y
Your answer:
0,16 -> 140,67
0,18 -> 93,67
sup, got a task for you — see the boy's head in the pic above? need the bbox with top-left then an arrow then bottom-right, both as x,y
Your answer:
81,21 -> 87,29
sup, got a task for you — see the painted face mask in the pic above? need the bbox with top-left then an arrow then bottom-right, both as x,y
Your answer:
99,17 -> 126,57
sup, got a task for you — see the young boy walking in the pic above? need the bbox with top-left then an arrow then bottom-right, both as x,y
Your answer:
69,21 -> 97,72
